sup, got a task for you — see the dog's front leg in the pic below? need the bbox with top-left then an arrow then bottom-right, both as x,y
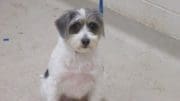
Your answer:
42,76 -> 60,101
47,86 -> 58,101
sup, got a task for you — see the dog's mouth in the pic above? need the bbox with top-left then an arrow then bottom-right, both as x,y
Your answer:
81,45 -> 89,48
74,46 -> 92,53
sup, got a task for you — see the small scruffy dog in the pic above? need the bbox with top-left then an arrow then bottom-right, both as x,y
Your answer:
41,8 -> 104,101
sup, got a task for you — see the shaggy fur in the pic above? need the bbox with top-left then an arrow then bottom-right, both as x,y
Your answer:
41,8 -> 104,101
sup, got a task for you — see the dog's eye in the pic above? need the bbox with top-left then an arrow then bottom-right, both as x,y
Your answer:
69,22 -> 82,34
88,22 -> 98,33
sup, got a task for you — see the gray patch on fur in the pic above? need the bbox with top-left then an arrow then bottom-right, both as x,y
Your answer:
55,10 -> 79,38
55,8 -> 104,38
85,8 -> 105,36
44,69 -> 49,78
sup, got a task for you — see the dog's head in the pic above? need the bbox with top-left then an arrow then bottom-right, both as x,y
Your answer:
55,8 -> 104,53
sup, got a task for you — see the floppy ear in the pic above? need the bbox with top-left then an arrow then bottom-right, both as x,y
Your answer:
89,8 -> 105,37
101,20 -> 105,37
55,10 -> 77,38
98,10 -> 105,37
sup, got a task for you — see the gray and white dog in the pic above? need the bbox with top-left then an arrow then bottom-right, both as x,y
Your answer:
41,8 -> 105,101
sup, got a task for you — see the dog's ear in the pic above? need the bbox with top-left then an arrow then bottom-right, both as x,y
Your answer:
55,10 -> 77,38
93,9 -> 105,37
97,10 -> 105,37
86,8 -> 105,37
101,21 -> 105,37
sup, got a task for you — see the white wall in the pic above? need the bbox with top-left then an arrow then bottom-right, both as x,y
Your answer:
91,0 -> 180,39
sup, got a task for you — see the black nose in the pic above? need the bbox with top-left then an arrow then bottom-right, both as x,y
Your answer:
81,38 -> 90,47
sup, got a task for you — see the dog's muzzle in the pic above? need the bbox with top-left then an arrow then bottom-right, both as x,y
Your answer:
81,38 -> 90,48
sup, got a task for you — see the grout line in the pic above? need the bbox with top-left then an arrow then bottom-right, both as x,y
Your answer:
142,0 -> 180,16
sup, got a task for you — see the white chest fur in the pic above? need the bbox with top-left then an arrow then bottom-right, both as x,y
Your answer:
48,39 -> 103,98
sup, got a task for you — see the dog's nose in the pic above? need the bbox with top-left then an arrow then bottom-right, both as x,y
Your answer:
81,38 -> 90,47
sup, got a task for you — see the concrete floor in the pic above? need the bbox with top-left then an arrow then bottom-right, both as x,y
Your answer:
0,0 -> 180,101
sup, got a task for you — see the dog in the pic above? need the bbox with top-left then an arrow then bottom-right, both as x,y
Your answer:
41,8 -> 105,101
